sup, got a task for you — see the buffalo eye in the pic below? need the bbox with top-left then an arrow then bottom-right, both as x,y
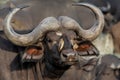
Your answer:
73,37 -> 84,44
46,38 -> 52,43
45,38 -> 57,48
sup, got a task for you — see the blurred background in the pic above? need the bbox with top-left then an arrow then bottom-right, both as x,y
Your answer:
0,0 -> 81,8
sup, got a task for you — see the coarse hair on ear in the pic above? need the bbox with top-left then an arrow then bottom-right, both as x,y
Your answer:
22,43 -> 44,62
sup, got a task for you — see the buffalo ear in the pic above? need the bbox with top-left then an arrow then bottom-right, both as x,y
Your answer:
74,40 -> 99,56
22,45 -> 44,62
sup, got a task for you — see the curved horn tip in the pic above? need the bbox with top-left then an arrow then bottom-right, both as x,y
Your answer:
72,2 -> 105,40
3,7 -> 60,46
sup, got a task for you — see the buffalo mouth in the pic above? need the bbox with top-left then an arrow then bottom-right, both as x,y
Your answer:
63,60 -> 78,65
60,58 -> 78,65
57,60 -> 78,66
61,55 -> 79,65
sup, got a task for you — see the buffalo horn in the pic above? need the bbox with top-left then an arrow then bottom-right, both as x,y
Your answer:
60,3 -> 104,41
3,7 -> 60,46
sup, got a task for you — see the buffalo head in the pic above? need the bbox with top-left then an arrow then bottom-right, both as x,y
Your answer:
3,3 -> 104,67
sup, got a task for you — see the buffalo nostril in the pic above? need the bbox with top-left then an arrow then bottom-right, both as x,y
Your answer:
62,53 -> 76,58
63,54 -> 67,58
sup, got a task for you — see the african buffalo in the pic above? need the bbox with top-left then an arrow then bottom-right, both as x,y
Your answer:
0,1 -> 120,80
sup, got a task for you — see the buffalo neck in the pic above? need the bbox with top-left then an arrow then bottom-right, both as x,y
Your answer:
40,59 -> 70,79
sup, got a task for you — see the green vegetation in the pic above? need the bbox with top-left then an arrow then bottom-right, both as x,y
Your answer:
0,0 -> 9,5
